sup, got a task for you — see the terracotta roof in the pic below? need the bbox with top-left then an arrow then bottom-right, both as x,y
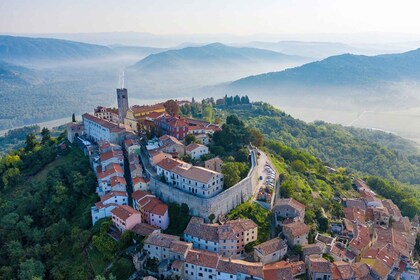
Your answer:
254,238 -> 287,256
290,261 -> 305,276
111,205 -> 139,221
159,134 -> 184,147
170,240 -> 192,255
133,190 -> 168,216
274,198 -> 305,212
205,157 -> 224,165
371,259 -> 391,279
147,111 -> 166,119
345,198 -> 366,210
132,176 -> 149,185
349,223 -> 370,251
344,207 -> 366,223
263,261 -> 293,280
283,221 -> 310,238
309,257 -> 331,274
124,139 -> 139,147
156,158 -> 185,172
96,163 -> 124,179
167,117 -> 188,128
101,191 -> 128,203
131,223 -> 160,236
316,233 -> 335,245
131,103 -> 165,114
351,263 -> 373,280
110,176 -> 126,187
330,244 -> 356,260
302,244 -> 324,257
143,197 -> 168,216
144,232 -> 180,248
185,143 -> 205,152
132,190 -> 153,201
217,258 -> 264,278
82,113 -> 126,133
185,249 -> 220,268
100,150 -> 123,162
180,166 -> 220,184
95,201 -> 118,210
184,217 -> 219,242
171,259 -> 184,270
332,261 -> 356,280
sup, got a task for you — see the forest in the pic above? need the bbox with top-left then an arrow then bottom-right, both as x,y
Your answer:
0,129 -> 100,279
220,102 -> 420,218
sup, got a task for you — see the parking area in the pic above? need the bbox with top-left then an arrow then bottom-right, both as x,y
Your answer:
256,159 -> 276,205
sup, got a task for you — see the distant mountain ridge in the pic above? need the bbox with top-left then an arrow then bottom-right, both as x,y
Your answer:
237,41 -> 388,59
131,43 -> 309,71
0,35 -> 114,64
230,47 -> 420,88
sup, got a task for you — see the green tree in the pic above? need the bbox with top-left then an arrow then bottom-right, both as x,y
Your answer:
40,128 -> 51,144
18,259 -> 45,280
25,133 -> 37,152
203,105 -> 214,123
221,162 -> 241,189
208,213 -> 216,223
185,134 -> 196,145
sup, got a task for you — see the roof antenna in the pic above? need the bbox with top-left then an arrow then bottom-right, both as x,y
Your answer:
121,71 -> 125,89
118,71 -> 125,89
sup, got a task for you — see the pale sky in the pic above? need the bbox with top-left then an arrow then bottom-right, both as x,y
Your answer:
1,0 -> 420,36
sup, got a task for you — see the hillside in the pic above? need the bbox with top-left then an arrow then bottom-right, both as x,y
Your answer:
230,48 -> 420,88
131,43 -> 308,71
238,41 -> 381,59
221,102 -> 420,185
0,60 -> 42,86
0,35 -> 114,64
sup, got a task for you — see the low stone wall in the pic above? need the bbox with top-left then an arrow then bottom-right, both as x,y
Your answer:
148,148 -> 259,220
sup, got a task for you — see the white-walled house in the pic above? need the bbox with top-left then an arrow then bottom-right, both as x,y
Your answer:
185,143 -> 209,160
253,238 -> 288,265
216,258 -> 264,280
91,191 -> 128,225
156,158 -> 224,198
283,221 -> 310,247
132,176 -> 150,191
82,113 -> 127,144
100,150 -> 124,171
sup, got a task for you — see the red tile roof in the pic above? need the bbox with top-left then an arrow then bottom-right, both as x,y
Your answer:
96,164 -> 124,179
283,221 -> 310,238
111,205 -> 139,221
185,143 -> 207,152
110,176 -> 127,187
100,191 -> 128,202
132,176 -> 149,185
185,249 -> 220,269
82,113 -> 126,133
217,258 -> 264,278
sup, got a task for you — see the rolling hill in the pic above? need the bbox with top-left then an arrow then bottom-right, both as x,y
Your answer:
230,48 -> 420,88
0,35 -> 114,64
131,43 -> 309,71
237,41 -> 388,59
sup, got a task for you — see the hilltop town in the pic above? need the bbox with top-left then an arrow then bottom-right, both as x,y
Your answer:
64,86 -> 420,280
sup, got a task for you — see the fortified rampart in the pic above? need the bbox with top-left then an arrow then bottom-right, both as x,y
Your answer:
143,147 -> 259,220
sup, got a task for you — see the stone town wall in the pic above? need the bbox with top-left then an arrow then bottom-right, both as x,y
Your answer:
149,149 -> 259,219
